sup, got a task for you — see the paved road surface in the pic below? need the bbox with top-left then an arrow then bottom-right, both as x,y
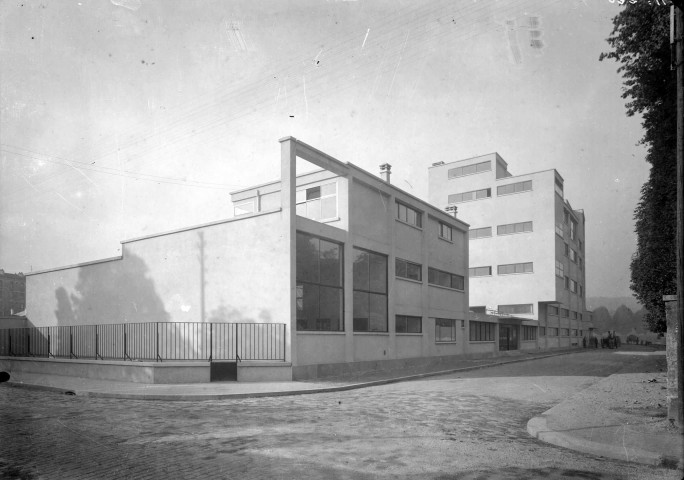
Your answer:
0,350 -> 678,479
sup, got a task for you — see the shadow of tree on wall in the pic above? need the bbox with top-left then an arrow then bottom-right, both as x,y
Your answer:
207,305 -> 272,324
55,252 -> 169,326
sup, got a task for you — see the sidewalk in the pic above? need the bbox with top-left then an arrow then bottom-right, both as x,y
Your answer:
1,348 -> 579,400
527,351 -> 683,468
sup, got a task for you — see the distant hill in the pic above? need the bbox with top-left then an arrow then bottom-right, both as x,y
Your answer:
586,296 -> 642,314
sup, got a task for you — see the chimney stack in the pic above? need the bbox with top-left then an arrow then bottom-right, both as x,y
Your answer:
445,205 -> 458,218
379,163 -> 392,183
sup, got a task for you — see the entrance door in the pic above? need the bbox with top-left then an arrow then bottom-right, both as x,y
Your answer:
499,325 -> 519,351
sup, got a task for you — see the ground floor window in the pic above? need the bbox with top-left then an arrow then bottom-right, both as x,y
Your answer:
296,232 -> 343,331
522,326 -> 537,341
435,318 -> 457,342
396,315 -> 422,334
547,327 -> 558,336
560,328 -> 570,336
469,321 -> 495,341
353,247 -> 388,332
572,329 -> 578,336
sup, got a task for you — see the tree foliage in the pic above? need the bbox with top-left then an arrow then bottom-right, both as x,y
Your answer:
600,3 -> 677,333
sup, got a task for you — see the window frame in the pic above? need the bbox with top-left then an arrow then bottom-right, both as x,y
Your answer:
522,326 -> 537,341
469,227 -> 492,239
396,315 -> 422,334
469,320 -> 496,342
435,318 -> 457,342
468,266 -> 492,277
353,247 -> 388,333
447,161 -> 491,179
448,188 -> 491,204
233,199 -> 256,216
497,304 -> 534,315
497,262 -> 533,275
439,222 -> 453,241
296,232 -> 344,332
496,180 -> 533,196
428,267 -> 465,291
296,181 -> 338,222
396,202 -> 423,228
395,258 -> 422,282
497,221 -> 533,236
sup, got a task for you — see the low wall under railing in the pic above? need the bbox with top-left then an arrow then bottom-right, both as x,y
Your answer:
0,322 -> 286,362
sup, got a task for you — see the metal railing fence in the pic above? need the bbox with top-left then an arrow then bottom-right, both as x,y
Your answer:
0,322 -> 286,362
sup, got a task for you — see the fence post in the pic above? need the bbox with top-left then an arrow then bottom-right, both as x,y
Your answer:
156,322 -> 161,362
8,332 -> 12,356
209,323 -> 213,362
69,326 -> 76,359
283,324 -> 286,362
123,324 -> 132,361
235,324 -> 240,362
27,331 -> 31,357
48,329 -> 52,358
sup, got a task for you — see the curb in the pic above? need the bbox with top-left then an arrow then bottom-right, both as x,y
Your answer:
527,414 -> 677,467
2,349 -> 583,401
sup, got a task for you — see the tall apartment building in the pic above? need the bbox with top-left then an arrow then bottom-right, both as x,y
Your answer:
428,153 -> 593,350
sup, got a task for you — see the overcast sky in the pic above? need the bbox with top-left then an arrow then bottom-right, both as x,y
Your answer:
0,0 -> 651,299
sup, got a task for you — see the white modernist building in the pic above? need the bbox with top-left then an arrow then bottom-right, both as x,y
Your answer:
429,153 -> 593,351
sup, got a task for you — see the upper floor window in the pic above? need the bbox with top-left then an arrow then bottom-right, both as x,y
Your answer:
448,161 -> 491,179
498,304 -> 533,315
555,222 -> 564,237
561,308 -> 569,318
569,279 -> 577,293
555,178 -> 564,197
497,221 -> 532,235
397,202 -> 422,228
428,267 -> 465,290
469,266 -> 492,277
395,258 -> 422,282
234,199 -> 255,216
469,227 -> 492,239
497,180 -> 532,196
448,188 -> 491,204
296,182 -> 337,221
579,239 -> 583,252
564,210 -> 570,224
497,262 -> 533,275
548,305 -> 559,316
555,260 -> 565,278
570,219 -> 577,240
439,222 -> 453,241
569,249 -> 577,263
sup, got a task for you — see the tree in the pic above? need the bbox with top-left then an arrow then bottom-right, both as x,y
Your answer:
592,306 -> 612,332
600,3 -> 677,333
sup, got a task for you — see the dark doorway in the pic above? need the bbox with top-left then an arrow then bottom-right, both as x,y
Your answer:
210,361 -> 237,381
499,325 -> 519,351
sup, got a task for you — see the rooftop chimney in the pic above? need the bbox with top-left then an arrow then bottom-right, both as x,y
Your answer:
445,205 -> 458,218
379,163 -> 391,183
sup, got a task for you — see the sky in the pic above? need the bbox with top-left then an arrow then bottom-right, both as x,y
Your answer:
0,0 -> 652,299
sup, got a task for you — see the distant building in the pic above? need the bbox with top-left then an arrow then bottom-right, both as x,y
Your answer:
0,270 -> 26,317
429,153 -> 593,351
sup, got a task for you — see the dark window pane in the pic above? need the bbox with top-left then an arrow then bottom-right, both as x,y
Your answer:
369,293 -> 387,332
369,253 -> 387,293
395,258 -> 406,278
353,250 -> 369,290
306,186 -> 321,200
407,317 -> 421,333
319,240 -> 342,287
406,262 -> 421,281
296,283 -> 319,331
396,316 -> 407,333
353,291 -> 369,331
296,233 -> 319,283
319,286 -> 342,331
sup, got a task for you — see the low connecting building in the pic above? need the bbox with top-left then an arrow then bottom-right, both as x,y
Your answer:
429,153 -> 593,352
10,138 -> 471,382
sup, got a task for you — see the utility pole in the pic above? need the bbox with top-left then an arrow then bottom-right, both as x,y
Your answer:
672,0 -> 684,431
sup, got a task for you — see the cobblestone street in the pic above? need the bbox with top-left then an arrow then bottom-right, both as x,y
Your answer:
1,352 -> 679,479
